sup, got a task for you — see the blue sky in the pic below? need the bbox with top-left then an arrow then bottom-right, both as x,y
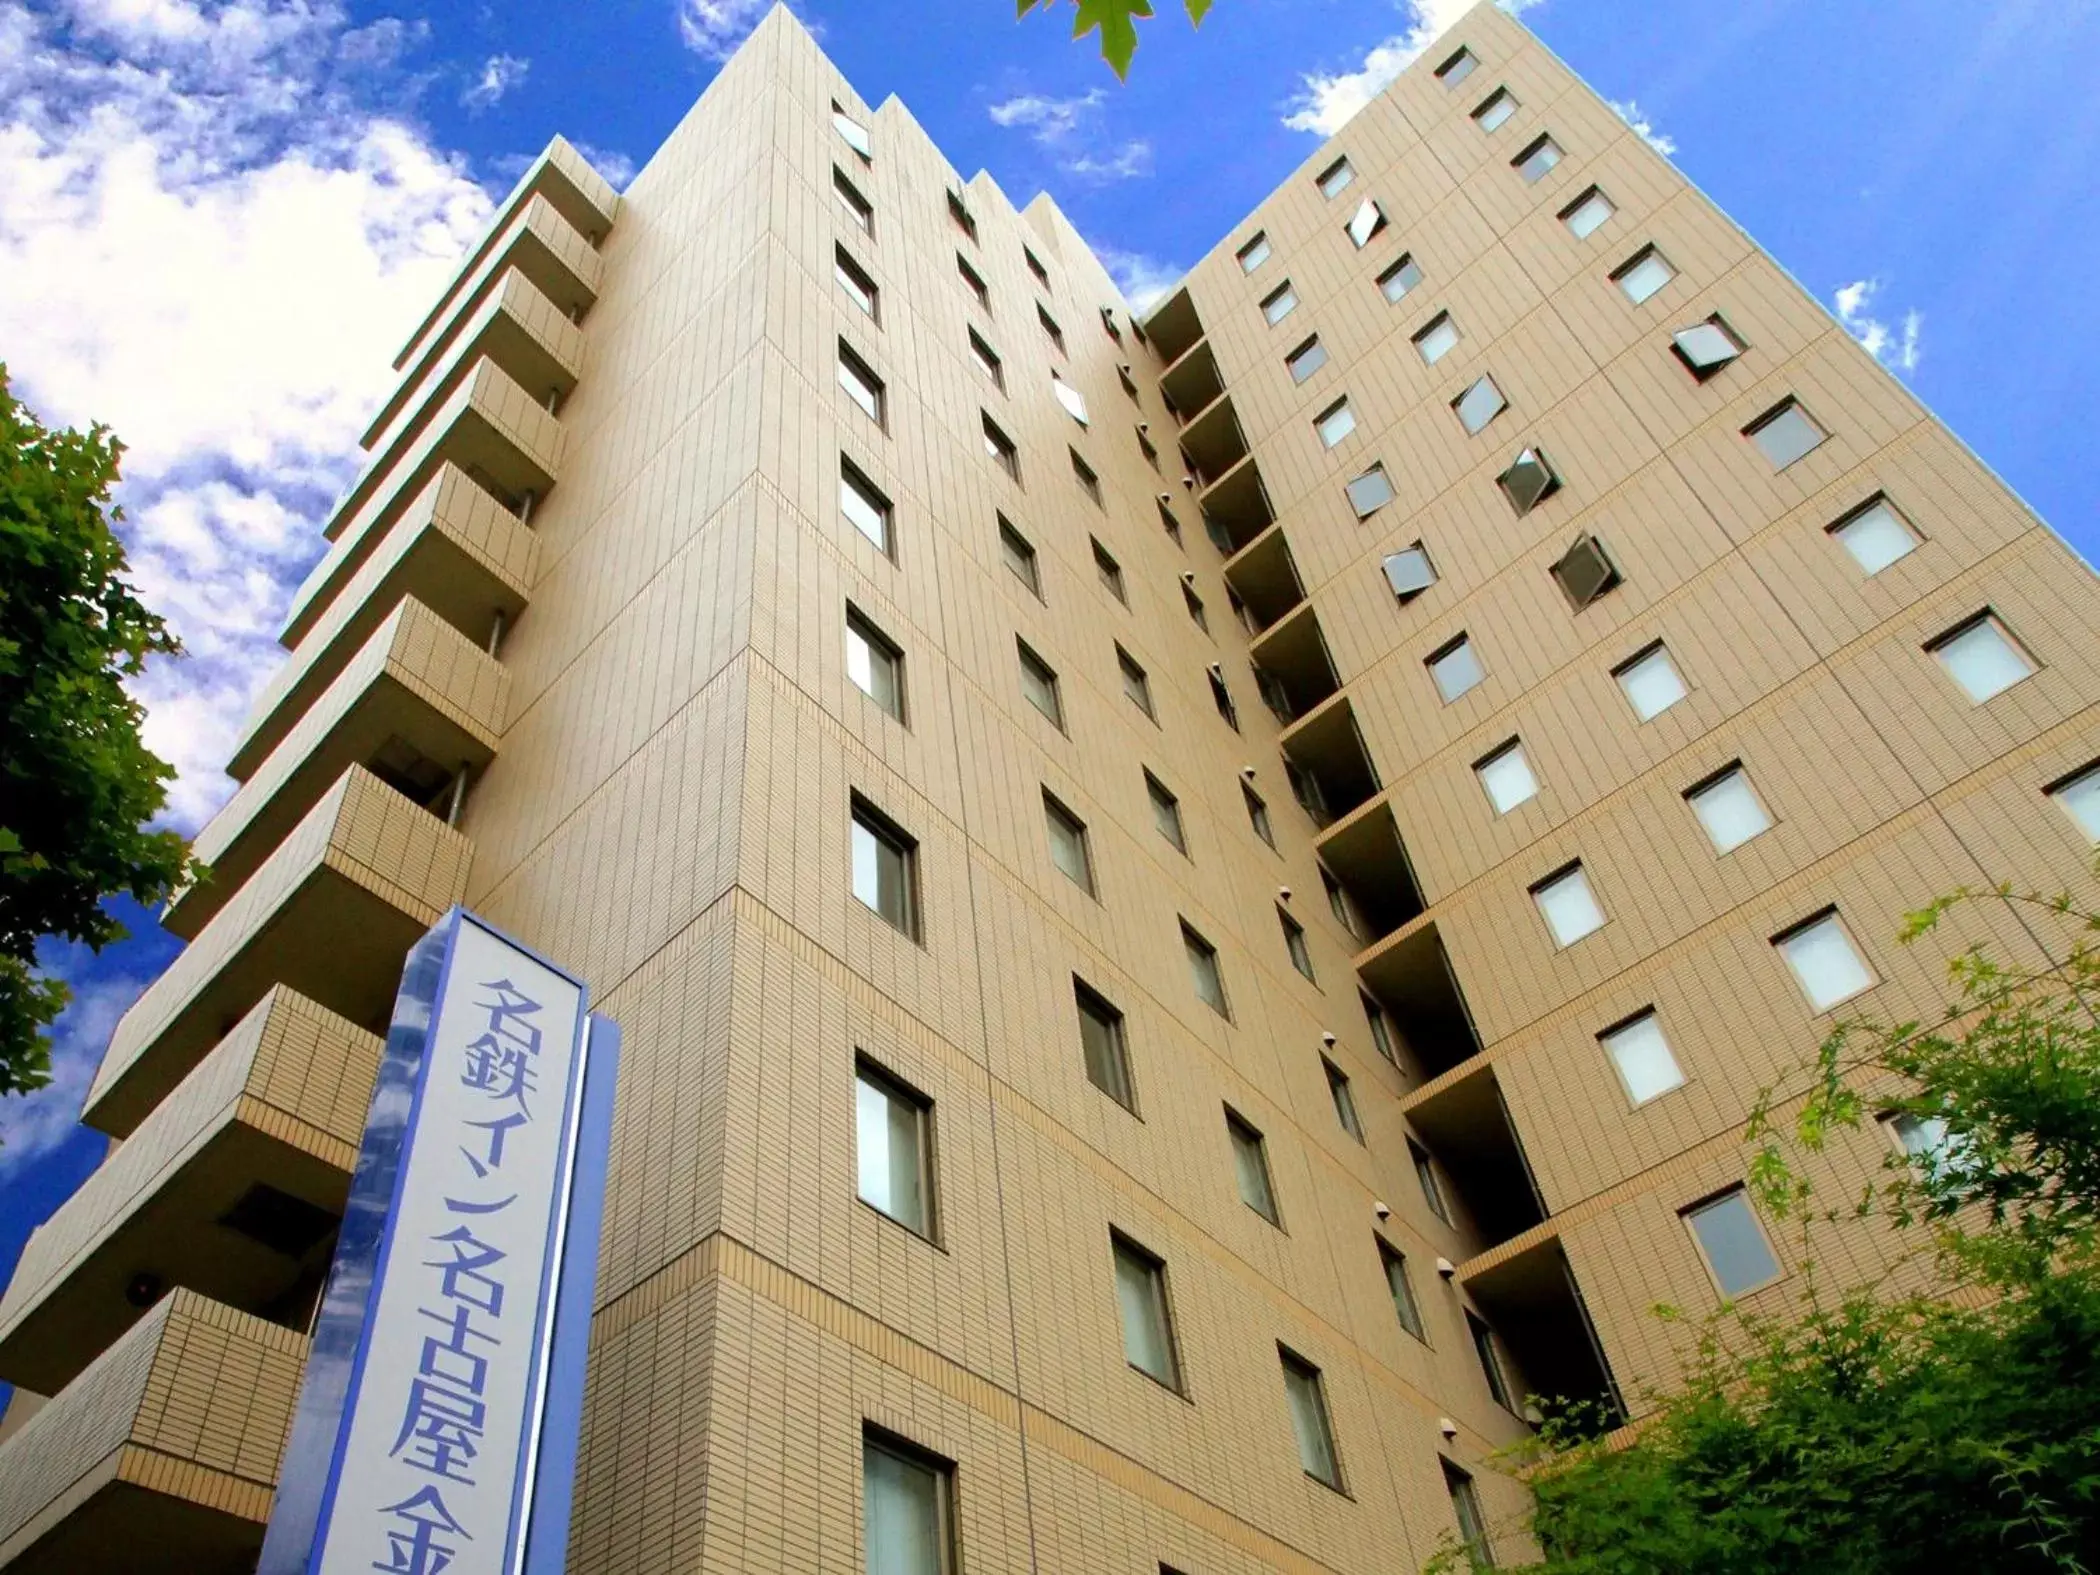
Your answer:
2,0 -> 2097,1409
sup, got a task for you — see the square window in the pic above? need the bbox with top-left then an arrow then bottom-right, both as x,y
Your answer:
1261,281 -> 1299,325
838,341 -> 885,424
1513,132 -> 1563,182
1497,446 -> 1559,514
1686,763 -> 1772,853
1775,910 -> 1875,1012
1281,908 -> 1316,981
1613,245 -> 1676,304
1929,612 -> 2035,703
1314,397 -> 1357,448
1242,781 -> 1274,846
1118,646 -> 1155,717
851,797 -> 917,936
999,516 -> 1040,595
1182,921 -> 1229,1016
831,103 -> 872,158
1052,373 -> 1089,426
1601,1009 -> 1684,1105
1346,198 -> 1388,248
1145,771 -> 1186,851
1684,1188 -> 1782,1297
1550,533 -> 1621,610
1017,639 -> 1063,727
2048,762 -> 2100,841
1615,642 -> 1687,721
1182,583 -> 1208,631
1744,399 -> 1827,469
1468,1312 -> 1515,1410
1445,1462 -> 1491,1568
1414,311 -> 1461,365
947,188 -> 977,240
1287,335 -> 1329,384
1475,738 -> 1538,814
1111,1234 -> 1182,1390
1453,375 -> 1507,434
1828,495 -> 1919,575
834,167 -> 873,232
1379,1240 -> 1426,1339
956,253 -> 989,308
855,1060 -> 931,1233
1363,991 -> 1397,1065
982,413 -> 1019,479
1024,245 -> 1049,286
1533,862 -> 1605,946
863,1428 -> 954,1575
1070,448 -> 1103,504
1076,978 -> 1136,1110
1237,231 -> 1271,272
1038,303 -> 1067,356
1884,1111 -> 1957,1171
1378,254 -> 1424,303
1342,464 -> 1395,521
1561,185 -> 1614,239
1427,634 -> 1485,703
1324,1057 -> 1363,1141
1044,791 -> 1094,893
1410,1139 -> 1451,1223
1280,1348 -> 1343,1489
969,329 -> 1005,389
840,459 -> 893,553
1091,537 -> 1126,601
1316,155 -> 1356,198
1672,316 -> 1744,379
835,246 -> 878,318
1474,88 -> 1518,132
846,607 -> 904,719
1436,46 -> 1477,86
1383,543 -> 1437,600
1227,1109 -> 1280,1223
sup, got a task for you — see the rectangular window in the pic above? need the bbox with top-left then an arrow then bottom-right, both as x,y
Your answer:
1112,1234 -> 1182,1390
1037,303 -> 1067,356
1091,537 -> 1126,602
832,102 -> 873,159
1138,428 -> 1160,470
1119,363 -> 1142,401
998,515 -> 1039,595
1686,763 -> 1771,853
1379,1239 -> 1426,1339
1445,1461 -> 1492,1569
1929,612 -> 2035,703
1410,1139 -> 1450,1223
1346,198 -> 1387,248
1775,909 -> 1874,1012
1560,184 -> 1614,239
851,796 -> 917,936
1550,533 -> 1621,610
1182,921 -> 1229,1016
1428,633 -> 1485,703
838,341 -> 885,424
1261,281 -> 1299,325
1281,908 -> 1316,981
1362,991 -> 1397,1065
863,1428 -> 953,1575
1513,132 -> 1563,182
1468,1311 -> 1514,1409
1070,448 -> 1102,504
1242,782 -> 1274,847
1024,245 -> 1049,285
1287,335 -> 1328,383
1744,398 -> 1827,469
846,607 -> 904,719
1828,495 -> 1918,575
1684,1187 -> 1782,1297
1614,641 -> 1686,721
1236,231 -> 1271,272
1672,316 -> 1744,379
2048,762 -> 2100,841
1146,771 -> 1186,852
1118,646 -> 1155,718
1378,254 -> 1424,303
834,167 -> 873,232
1099,304 -> 1121,343
1227,1109 -> 1280,1224
969,328 -> 1004,389
1208,668 -> 1238,730
1384,543 -> 1436,600
1322,870 -> 1358,938
1324,1057 -> 1364,1142
1316,155 -> 1356,198
1453,375 -> 1507,435
1601,1008 -> 1684,1105
982,413 -> 1019,479
1076,978 -> 1135,1110
1436,45 -> 1477,86
1413,312 -> 1461,365
1612,245 -> 1675,304
1044,791 -> 1094,893
1497,446 -> 1559,515
1280,1348 -> 1343,1489
1182,583 -> 1208,631
1474,738 -> 1538,814
1532,862 -> 1605,947
947,189 -> 977,240
840,459 -> 893,554
856,1059 -> 932,1234
1347,463 -> 1395,518
1017,639 -> 1064,728
836,245 -> 879,318
1474,88 -> 1518,131
957,252 -> 989,308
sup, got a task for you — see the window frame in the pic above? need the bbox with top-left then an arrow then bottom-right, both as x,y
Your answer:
1827,493 -> 1920,576
968,327 -> 1005,390
1042,788 -> 1096,895
1075,977 -> 1137,1112
1182,920 -> 1230,1018
1091,536 -> 1127,603
1513,131 -> 1564,182
1145,770 -> 1186,853
1685,761 -> 1773,854
1531,860 -> 1606,948
1226,1107 -> 1282,1225
1611,244 -> 1676,305
1927,610 -> 2037,704
1016,637 -> 1065,729
997,514 -> 1040,596
1110,1231 -> 1184,1392
1559,183 -> 1615,239
1236,231 -> 1271,273
1323,1056 -> 1364,1143
1682,1185 -> 1785,1299
862,1425 -> 957,1575
1378,1237 -> 1427,1340
1411,1138 -> 1452,1224
981,411 -> 1020,480
1743,397 -> 1828,469
845,604 -> 905,721
1613,640 -> 1687,722
854,1054 -> 936,1239
1279,1346 -> 1344,1491
1599,1006 -> 1685,1108
1117,644 -> 1156,719
850,793 -> 919,939
1286,334 -> 1328,384
833,166 -> 874,233
1427,633 -> 1486,704
1280,906 -> 1316,982
834,244 -> 879,320
1378,253 -> 1424,304
837,339 -> 887,426
1773,907 -> 1876,1014
839,457 -> 894,556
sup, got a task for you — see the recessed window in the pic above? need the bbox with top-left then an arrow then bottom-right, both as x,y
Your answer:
1551,533 -> 1622,610
1316,155 -> 1356,198
1686,763 -> 1772,853
947,189 -> 977,240
1237,231 -> 1271,272
1672,316 -> 1744,379
1098,304 -> 1121,343
1513,132 -> 1564,182
1929,612 -> 2035,703
1413,311 -> 1461,365
1280,1348 -> 1343,1489
1378,1239 -> 1426,1339
1427,633 -> 1485,703
1475,738 -> 1538,814
1281,908 -> 1316,981
1774,909 -> 1874,1012
1076,978 -> 1135,1110
1024,245 -> 1049,286
1436,45 -> 1477,86
998,515 -> 1040,595
1287,335 -> 1328,384
1444,1462 -> 1491,1569
1464,1312 -> 1514,1411
1038,303 -> 1067,357
863,1427 -> 954,1575
1378,254 -> 1424,303
1314,397 -> 1357,448
1137,429 -> 1160,470
1496,446 -> 1559,514
1383,542 -> 1437,600
1091,537 -> 1126,601
1560,184 -> 1615,239
1532,861 -> 1605,947
846,607 -> 904,719
1182,921 -> 1229,1016
1323,870 -> 1358,938
1227,1109 -> 1280,1224
956,252 -> 989,308
1601,1008 -> 1684,1105
1207,667 -> 1238,729
1044,791 -> 1094,893
850,796 -> 917,936
840,459 -> 893,553
1884,1111 -> 1955,1169
1182,583 -> 1208,631
831,102 -> 872,159
838,341 -> 885,424
1614,641 -> 1687,721
855,1059 -> 931,1234
1362,991 -> 1397,1065
1260,281 -> 1299,325
1017,638 -> 1064,727
1683,1187 -> 1782,1297
1337,467 -> 1398,528
1242,782 -> 1274,846
834,167 -> 873,232
969,328 -> 1005,389
1323,1057 -> 1363,1142
1118,645 -> 1155,718
2048,762 -> 2100,841
1613,245 -> 1676,304
1111,1234 -> 1182,1390
1070,448 -> 1103,504
1145,771 -> 1186,852
1744,399 -> 1827,469
1828,495 -> 1918,575
1473,88 -> 1518,132
1453,375 -> 1507,435
1410,1138 -> 1450,1224
1346,198 -> 1388,249
1156,498 -> 1181,541
982,413 -> 1019,479
1052,373 -> 1089,426
1120,364 -> 1142,400
835,245 -> 879,318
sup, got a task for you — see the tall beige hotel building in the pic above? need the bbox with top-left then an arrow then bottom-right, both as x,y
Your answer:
5,3 -> 2099,1570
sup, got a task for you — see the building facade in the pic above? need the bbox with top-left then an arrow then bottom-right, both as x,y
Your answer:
4,4 -> 2100,1570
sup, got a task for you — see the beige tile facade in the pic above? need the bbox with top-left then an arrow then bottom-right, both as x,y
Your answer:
4,6 -> 2098,1572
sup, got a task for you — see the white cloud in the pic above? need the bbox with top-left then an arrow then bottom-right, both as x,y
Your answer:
0,970 -> 149,1178
573,140 -> 637,189
987,86 -> 1152,182
1833,278 -> 1923,373
461,51 -> 528,112
1282,0 -> 1543,136
676,0 -> 773,60
1609,97 -> 1675,156
1093,244 -> 1184,313
989,88 -> 1104,142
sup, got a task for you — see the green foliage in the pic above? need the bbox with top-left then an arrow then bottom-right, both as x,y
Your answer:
1016,0 -> 1211,78
0,365 -> 194,1101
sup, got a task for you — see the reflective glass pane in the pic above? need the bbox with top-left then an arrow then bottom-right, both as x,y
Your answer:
1535,865 -> 1604,946
1686,1191 -> 1781,1296
1616,646 -> 1686,720
1778,914 -> 1874,1011
1602,1012 -> 1684,1104
1934,617 -> 2033,702
1689,768 -> 1771,853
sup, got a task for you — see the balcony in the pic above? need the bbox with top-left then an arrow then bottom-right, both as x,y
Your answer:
1178,394 -> 1250,487
1315,801 -> 1425,940
0,1291 -> 303,1574
1157,337 -> 1223,420
1249,602 -> 1340,722
1142,283 -> 1204,366
1221,523 -> 1305,632
0,990 -> 377,1397
86,766 -> 468,1137
1279,693 -> 1381,823
1461,1235 -> 1625,1430
166,600 -> 506,938
1356,917 -> 1479,1079
1199,453 -> 1275,556
254,463 -> 535,755
1403,1064 -> 1547,1248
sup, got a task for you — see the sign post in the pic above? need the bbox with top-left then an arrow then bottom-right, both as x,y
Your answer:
260,908 -> 618,1575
